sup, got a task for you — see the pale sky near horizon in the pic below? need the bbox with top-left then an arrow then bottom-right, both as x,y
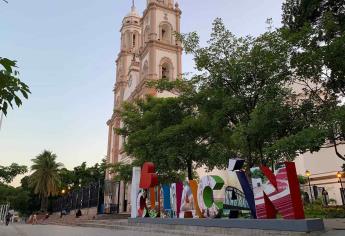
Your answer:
0,0 -> 284,184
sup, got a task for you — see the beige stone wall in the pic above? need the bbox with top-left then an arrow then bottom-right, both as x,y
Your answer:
295,146 -> 345,205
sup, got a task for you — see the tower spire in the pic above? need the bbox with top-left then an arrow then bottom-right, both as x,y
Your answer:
131,0 -> 135,11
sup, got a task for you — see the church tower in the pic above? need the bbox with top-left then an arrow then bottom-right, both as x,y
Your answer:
139,0 -> 182,97
105,0 -> 182,213
106,1 -> 141,180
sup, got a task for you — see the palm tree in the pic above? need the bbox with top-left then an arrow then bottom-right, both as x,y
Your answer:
30,150 -> 63,211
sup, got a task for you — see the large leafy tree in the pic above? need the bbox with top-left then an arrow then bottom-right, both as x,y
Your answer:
117,96 -> 209,181
118,18 -> 326,178
175,18 -> 325,171
0,163 -> 27,184
0,183 -> 30,216
108,163 -> 133,183
282,0 -> 345,162
30,150 -> 63,211
59,159 -> 108,191
20,176 -> 41,215
0,58 -> 30,116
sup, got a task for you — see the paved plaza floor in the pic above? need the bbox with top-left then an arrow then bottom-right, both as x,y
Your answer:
0,224 -> 162,236
1,222 -> 345,236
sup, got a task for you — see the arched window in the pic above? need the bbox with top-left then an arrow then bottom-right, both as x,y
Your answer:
132,31 -> 140,49
159,22 -> 172,44
132,34 -> 136,48
162,63 -> 169,78
159,58 -> 173,80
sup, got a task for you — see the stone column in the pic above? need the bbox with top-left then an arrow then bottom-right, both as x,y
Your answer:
150,6 -> 157,40
119,181 -> 125,212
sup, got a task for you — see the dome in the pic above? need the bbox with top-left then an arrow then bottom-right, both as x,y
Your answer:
126,5 -> 140,18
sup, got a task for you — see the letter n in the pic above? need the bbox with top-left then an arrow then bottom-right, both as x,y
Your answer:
251,162 -> 305,219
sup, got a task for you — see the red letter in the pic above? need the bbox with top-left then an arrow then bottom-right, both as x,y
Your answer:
139,162 -> 158,189
251,162 -> 305,219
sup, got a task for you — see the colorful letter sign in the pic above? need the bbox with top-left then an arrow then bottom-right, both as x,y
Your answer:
251,162 -> 305,219
130,167 -> 141,218
139,162 -> 158,189
228,159 -> 256,218
197,175 -> 224,218
130,161 -> 305,220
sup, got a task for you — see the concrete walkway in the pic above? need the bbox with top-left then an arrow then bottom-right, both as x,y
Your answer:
0,224 -> 163,236
1,220 -> 345,236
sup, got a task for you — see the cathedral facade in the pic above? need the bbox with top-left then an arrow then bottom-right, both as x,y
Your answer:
104,0 -> 182,213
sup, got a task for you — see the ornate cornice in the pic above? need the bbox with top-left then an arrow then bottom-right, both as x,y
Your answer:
139,40 -> 182,59
142,2 -> 181,20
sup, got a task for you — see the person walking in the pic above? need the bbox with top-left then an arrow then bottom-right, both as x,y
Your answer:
76,209 -> 82,218
32,213 -> 38,225
5,212 -> 11,226
322,188 -> 329,206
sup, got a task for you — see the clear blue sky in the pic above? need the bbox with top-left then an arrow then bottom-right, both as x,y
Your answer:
0,0 -> 284,175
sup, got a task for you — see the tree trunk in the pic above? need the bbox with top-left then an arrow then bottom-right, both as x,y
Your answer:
333,140 -> 345,161
123,182 -> 127,212
187,160 -> 193,180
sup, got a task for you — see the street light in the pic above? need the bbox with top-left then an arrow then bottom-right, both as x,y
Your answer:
337,171 -> 342,179
305,170 -> 313,202
60,189 -> 66,212
337,171 -> 344,205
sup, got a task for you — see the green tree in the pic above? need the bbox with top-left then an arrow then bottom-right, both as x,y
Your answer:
0,163 -> 27,184
20,176 -> 41,215
59,167 -> 75,190
108,163 -> 133,183
30,150 -> 63,211
117,96 -> 207,181
59,159 -> 108,191
282,0 -> 345,162
108,162 -> 133,203
0,183 -> 30,216
176,18 -> 325,172
118,18 -> 326,178
0,58 -> 30,115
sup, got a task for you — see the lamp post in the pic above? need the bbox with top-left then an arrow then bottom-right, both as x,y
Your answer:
306,170 -> 313,202
337,171 -> 344,205
61,189 -> 66,211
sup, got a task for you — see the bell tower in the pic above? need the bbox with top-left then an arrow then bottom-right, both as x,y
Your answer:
105,0 -> 182,213
138,0 -> 182,98
106,1 -> 141,180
